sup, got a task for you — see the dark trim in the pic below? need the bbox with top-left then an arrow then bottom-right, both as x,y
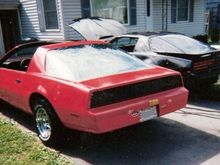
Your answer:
129,0 -> 137,25
189,0 -> 194,22
171,0 -> 177,23
81,0 -> 91,17
147,0 -> 151,16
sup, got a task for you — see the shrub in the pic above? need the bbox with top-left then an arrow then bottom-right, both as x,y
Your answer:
193,34 -> 208,43
210,29 -> 219,43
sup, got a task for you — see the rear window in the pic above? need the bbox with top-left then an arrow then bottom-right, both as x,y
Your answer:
45,44 -> 149,81
149,34 -> 213,54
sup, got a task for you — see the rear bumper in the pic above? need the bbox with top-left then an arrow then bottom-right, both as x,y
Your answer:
66,87 -> 188,134
183,70 -> 219,86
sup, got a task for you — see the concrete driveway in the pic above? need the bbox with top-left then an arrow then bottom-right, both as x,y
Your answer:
0,95 -> 220,165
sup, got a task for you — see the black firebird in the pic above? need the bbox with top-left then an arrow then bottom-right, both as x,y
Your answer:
110,33 -> 220,87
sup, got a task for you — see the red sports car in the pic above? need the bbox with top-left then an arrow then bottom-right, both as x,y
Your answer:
0,40 -> 188,145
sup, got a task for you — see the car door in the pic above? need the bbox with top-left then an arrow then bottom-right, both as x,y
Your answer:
0,45 -> 37,109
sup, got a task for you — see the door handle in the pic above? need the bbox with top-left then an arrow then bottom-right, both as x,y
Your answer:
15,79 -> 21,84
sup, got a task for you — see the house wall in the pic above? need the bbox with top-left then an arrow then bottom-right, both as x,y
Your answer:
19,0 -> 64,40
153,0 -> 205,36
63,0 -> 147,40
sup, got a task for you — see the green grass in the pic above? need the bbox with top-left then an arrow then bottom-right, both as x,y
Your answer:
0,119 -> 73,165
190,81 -> 220,101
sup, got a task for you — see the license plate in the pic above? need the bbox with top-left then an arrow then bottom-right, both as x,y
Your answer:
140,106 -> 158,122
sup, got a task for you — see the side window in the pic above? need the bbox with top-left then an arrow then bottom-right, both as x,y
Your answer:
1,45 -> 39,71
111,37 -> 138,52
130,38 -> 138,45
116,37 -> 131,46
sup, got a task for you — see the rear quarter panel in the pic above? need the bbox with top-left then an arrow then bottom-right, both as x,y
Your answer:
21,73 -> 91,128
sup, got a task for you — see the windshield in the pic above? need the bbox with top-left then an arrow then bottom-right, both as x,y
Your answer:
45,44 -> 148,81
149,34 -> 213,54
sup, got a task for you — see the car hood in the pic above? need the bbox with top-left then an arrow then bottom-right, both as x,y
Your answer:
69,17 -> 127,40
80,66 -> 180,91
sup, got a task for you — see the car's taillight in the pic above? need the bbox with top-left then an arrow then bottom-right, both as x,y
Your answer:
90,75 -> 182,108
193,59 -> 215,71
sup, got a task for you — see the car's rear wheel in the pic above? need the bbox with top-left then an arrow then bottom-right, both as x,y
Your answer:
33,98 -> 63,146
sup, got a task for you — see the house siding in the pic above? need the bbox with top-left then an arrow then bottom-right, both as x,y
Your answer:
19,0 -> 64,40
62,0 -> 82,40
63,0 -> 147,40
153,0 -> 205,36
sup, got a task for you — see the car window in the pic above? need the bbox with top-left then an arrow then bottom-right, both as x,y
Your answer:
149,37 -> 181,53
12,46 -> 39,58
111,37 -> 138,52
45,44 -> 150,82
149,34 -> 213,54
112,37 -> 137,46
1,45 -> 40,71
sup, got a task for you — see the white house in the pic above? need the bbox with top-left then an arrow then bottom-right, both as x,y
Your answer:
0,0 -> 206,54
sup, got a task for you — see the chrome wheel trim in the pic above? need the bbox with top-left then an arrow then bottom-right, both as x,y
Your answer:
35,107 -> 51,141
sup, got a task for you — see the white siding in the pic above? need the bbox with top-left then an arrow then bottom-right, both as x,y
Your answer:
62,0 -> 82,40
62,0 -> 147,40
19,0 -> 64,40
126,0 -> 146,33
153,0 -> 205,36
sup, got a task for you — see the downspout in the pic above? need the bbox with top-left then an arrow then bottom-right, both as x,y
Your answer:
59,0 -> 66,40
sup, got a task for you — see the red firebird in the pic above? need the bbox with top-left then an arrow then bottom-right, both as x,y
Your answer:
0,40 -> 188,145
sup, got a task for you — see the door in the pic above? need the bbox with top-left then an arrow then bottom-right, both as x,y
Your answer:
0,68 -> 25,109
145,0 -> 153,31
0,10 -> 20,53
0,44 -> 38,110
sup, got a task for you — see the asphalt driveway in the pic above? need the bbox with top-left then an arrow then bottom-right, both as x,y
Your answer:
0,94 -> 220,165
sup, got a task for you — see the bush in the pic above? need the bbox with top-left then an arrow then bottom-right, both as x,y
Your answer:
193,34 -> 208,43
210,29 -> 219,43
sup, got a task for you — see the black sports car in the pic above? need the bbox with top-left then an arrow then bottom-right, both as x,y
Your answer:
110,32 -> 220,87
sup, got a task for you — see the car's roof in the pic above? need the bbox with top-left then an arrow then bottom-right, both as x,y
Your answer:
41,40 -> 107,50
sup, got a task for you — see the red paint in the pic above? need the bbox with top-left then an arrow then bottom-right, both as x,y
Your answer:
0,41 -> 188,133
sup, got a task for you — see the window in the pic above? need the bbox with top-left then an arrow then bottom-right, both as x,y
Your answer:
45,44 -> 147,81
171,0 -> 194,23
42,0 -> 59,30
37,0 -> 59,31
91,0 -> 128,24
111,37 -> 138,52
177,0 -> 188,21
1,45 -> 40,71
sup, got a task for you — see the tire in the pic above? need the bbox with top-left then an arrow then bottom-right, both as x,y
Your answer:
33,98 -> 63,146
204,75 -> 219,85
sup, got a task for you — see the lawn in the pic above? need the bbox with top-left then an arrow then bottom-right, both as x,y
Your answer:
0,119 -> 73,165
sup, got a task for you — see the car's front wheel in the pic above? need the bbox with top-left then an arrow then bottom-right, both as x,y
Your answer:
33,98 -> 63,146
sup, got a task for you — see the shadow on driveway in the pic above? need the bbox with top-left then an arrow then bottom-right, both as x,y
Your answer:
0,100 -> 220,165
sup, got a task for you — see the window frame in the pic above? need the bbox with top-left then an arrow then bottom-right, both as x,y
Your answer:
38,0 -> 60,32
90,0 -> 130,25
176,0 -> 190,22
